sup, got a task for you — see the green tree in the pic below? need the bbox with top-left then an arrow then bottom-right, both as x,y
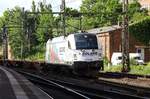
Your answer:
80,0 -> 122,29
36,2 -> 54,44
26,1 -> 40,52
0,17 -> 5,45
1,7 -> 26,58
65,8 -> 80,33
80,0 -> 148,30
53,7 -> 80,35
130,12 -> 147,23
0,1 -> 54,60
128,0 -> 148,23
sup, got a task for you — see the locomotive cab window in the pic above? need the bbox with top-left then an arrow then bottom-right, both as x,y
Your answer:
74,34 -> 98,49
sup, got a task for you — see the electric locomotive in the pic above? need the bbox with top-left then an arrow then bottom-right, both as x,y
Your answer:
45,32 -> 103,76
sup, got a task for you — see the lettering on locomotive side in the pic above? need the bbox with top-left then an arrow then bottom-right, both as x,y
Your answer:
59,47 -> 65,52
82,52 -> 98,56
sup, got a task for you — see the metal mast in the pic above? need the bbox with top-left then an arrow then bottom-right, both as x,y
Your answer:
43,0 -> 46,6
60,0 -> 66,36
2,25 -> 8,65
122,0 -> 130,72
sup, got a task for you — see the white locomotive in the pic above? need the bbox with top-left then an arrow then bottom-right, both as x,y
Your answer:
46,32 -> 103,75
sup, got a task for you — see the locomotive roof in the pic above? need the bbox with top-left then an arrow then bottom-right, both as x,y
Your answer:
74,32 -> 96,35
87,25 -> 121,34
51,36 -> 65,42
71,32 -> 96,36
48,32 -> 96,43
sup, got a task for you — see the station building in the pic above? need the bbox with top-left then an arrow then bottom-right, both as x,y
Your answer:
87,25 -> 150,63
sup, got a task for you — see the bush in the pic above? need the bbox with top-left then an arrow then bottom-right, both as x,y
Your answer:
25,44 -> 45,61
147,62 -> 150,66
129,16 -> 150,45
26,52 -> 45,61
130,58 -> 137,65
104,64 -> 150,75
104,65 -> 122,72
103,57 -> 110,66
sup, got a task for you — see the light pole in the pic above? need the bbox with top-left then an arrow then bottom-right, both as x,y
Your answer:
122,0 -> 130,72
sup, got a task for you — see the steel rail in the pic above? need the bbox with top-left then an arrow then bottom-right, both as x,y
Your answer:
98,72 -> 150,79
17,70 -> 90,99
43,77 -> 147,99
96,78 -> 150,98
16,70 -> 146,99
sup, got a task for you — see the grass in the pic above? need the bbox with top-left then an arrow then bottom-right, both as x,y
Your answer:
104,62 -> 150,75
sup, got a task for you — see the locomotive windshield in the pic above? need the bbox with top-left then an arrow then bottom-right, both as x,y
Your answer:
74,34 -> 98,49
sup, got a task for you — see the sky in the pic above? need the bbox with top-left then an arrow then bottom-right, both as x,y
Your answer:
0,0 -> 82,16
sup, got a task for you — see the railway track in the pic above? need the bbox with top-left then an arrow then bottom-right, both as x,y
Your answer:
1,60 -> 150,79
42,69 -> 150,98
96,78 -> 150,98
17,70 -> 90,99
46,74 -> 150,99
16,70 -> 147,99
1,60 -> 150,77
1,60 -> 150,98
98,72 -> 150,79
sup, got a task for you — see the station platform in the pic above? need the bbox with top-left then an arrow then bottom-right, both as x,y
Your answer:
0,66 -> 52,99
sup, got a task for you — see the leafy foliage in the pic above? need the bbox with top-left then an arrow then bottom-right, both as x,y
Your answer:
0,1 -> 54,59
80,0 -> 148,30
129,16 -> 150,45
65,8 -> 80,17
128,0 -> 148,23
36,2 -> 54,44
80,0 -> 122,29
4,7 -> 24,58
65,8 -> 80,33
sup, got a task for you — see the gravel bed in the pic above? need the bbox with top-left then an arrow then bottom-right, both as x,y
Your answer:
98,77 -> 150,88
